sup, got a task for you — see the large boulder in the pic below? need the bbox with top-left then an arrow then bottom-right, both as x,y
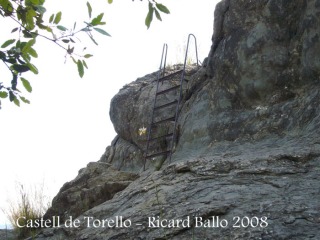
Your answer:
175,0 -> 320,160
103,64 -> 199,171
44,162 -> 139,223
206,0 -> 319,106
37,0 -> 320,239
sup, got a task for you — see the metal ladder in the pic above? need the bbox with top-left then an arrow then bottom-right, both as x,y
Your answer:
143,34 -> 199,170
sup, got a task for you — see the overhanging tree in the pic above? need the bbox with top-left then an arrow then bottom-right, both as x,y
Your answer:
0,0 -> 169,108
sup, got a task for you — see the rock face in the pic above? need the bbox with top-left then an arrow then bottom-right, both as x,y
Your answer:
100,64 -> 199,171
44,162 -> 139,223
38,0 -> 320,239
176,0 -> 320,161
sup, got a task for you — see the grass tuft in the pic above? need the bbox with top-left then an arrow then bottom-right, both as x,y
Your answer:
1,182 -> 51,239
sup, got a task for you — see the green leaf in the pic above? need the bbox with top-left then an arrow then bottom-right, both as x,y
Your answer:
29,0 -> 40,5
22,30 -> 35,38
82,60 -> 88,69
21,77 -> 32,93
49,14 -> 54,23
77,60 -> 84,78
25,8 -> 37,30
87,2 -> 92,18
57,25 -> 67,31
6,58 -> 16,64
35,5 -> 46,14
108,0 -> 113,3
24,38 -> 36,50
156,3 -> 170,14
36,18 -> 46,30
1,39 -> 15,48
91,13 -> 104,26
20,96 -> 31,104
88,35 -> 98,45
13,97 -> 20,107
70,56 -> 77,64
93,27 -> 111,36
16,5 -> 23,21
35,4 -> 47,14
22,53 -> 31,62
11,27 -> 19,33
54,11 -> 62,24
154,9 -> 162,21
84,54 -> 93,58
12,64 -> 30,73
15,39 -> 21,48
22,38 -> 36,56
26,62 -> 38,74
28,48 -> 38,58
145,3 -> 154,29
0,0 -> 13,15
0,91 -> 8,99
0,51 -> 6,60
62,39 -> 70,43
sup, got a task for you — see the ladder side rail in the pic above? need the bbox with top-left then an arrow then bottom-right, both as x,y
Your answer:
169,34 -> 199,163
162,44 -> 168,77
189,33 -> 200,67
144,43 -> 168,170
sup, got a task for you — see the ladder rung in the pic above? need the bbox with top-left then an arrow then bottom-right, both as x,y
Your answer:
149,133 -> 173,142
146,150 -> 171,159
156,85 -> 180,95
154,100 -> 178,110
158,70 -> 183,82
152,116 -> 175,125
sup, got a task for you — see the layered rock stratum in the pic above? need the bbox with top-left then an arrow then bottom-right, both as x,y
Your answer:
37,0 -> 320,239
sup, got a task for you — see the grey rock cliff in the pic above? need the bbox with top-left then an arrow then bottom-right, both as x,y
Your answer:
38,0 -> 320,239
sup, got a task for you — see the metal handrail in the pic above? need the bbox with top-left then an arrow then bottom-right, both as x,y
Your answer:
169,34 -> 199,163
159,43 -> 168,77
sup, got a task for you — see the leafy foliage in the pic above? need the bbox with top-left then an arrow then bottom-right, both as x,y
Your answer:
144,0 -> 170,29
0,0 -> 169,108
0,0 -> 110,108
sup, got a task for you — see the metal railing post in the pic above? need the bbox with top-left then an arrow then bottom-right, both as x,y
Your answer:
169,34 -> 199,163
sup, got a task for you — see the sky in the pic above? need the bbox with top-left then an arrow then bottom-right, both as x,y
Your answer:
0,0 -> 219,228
